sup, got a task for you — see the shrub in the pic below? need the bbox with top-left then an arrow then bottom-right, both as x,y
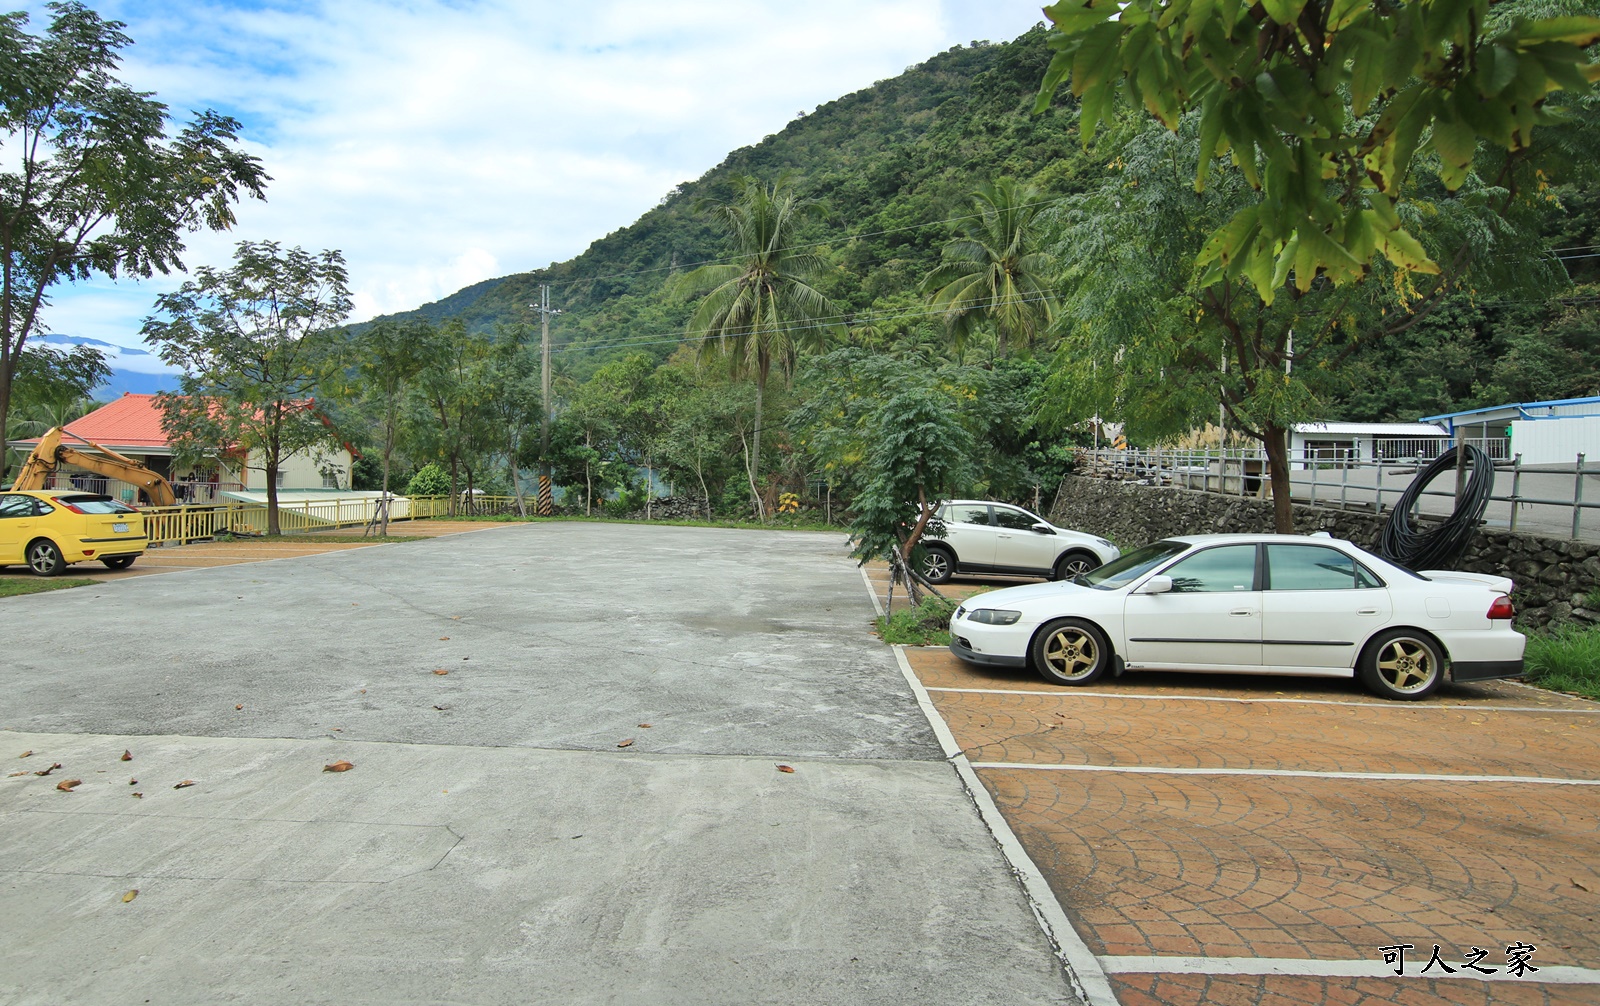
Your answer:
1522,624 -> 1600,701
405,463 -> 449,497
876,595 -> 958,646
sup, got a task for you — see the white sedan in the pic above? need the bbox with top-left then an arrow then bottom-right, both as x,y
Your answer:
919,500 -> 1120,583
948,533 -> 1525,700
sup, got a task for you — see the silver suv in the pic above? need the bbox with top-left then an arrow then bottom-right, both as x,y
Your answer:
920,500 -> 1119,583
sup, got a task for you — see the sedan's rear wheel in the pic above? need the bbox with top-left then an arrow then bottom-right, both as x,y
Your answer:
27,539 -> 66,577
1360,629 -> 1444,700
1031,618 -> 1111,686
1052,550 -> 1099,581
920,546 -> 954,584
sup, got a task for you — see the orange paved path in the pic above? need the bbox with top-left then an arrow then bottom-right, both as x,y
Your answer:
0,520 -> 511,584
873,562 -> 1600,1005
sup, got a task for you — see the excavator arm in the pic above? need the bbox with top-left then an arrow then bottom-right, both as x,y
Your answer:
9,426 -> 178,506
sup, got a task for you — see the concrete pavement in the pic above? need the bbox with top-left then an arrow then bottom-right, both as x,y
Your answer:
0,523 -> 1080,1005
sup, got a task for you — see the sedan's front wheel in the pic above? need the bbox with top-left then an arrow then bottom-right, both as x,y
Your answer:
1360,629 -> 1444,700
27,539 -> 66,577
1031,618 -> 1111,686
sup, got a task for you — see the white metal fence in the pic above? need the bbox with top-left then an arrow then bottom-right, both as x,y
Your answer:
1075,447 -> 1597,542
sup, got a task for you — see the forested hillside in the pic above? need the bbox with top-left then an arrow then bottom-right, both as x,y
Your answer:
372,23 -> 1598,422
368,28 -> 1096,379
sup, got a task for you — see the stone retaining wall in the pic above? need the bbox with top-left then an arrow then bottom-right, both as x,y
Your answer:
1049,474 -> 1600,629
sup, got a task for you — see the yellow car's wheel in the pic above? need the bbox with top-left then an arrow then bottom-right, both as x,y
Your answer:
26,539 -> 66,577
101,555 -> 137,570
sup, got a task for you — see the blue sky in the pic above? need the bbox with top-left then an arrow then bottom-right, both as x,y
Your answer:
23,1 -> 1047,371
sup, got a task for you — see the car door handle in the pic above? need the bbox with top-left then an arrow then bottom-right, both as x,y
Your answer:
1357,608 -> 1380,615
1229,608 -> 1256,616
997,533 -> 1012,539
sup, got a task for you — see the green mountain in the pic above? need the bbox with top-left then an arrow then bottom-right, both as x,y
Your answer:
367,26 -> 1095,378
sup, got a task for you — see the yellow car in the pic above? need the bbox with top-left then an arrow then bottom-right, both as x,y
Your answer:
0,489 -> 149,576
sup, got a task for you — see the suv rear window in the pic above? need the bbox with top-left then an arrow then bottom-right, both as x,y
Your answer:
54,494 -> 138,514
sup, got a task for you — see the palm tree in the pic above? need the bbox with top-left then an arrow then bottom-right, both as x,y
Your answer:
921,178 -> 1058,355
676,176 -> 840,518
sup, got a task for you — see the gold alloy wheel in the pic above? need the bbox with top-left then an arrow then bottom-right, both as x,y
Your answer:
1043,626 -> 1099,680
1376,636 -> 1437,693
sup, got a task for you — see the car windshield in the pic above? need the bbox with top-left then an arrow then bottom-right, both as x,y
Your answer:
55,494 -> 138,514
1078,540 -> 1189,590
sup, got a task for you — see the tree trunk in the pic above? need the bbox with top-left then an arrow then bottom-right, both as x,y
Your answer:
509,433 -> 527,517
645,451 -> 654,520
696,465 -> 711,519
380,410 -> 395,536
750,379 -> 766,521
1262,423 -> 1294,533
447,458 -> 459,517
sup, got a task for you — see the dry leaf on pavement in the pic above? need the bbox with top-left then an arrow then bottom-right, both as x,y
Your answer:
235,704 -> 243,710
56,779 -> 82,791
122,890 -> 138,903
323,760 -> 355,773
132,792 -> 142,798
17,750 -> 32,758
439,636 -> 450,641
616,738 -> 634,748
432,669 -> 448,675
128,778 -> 137,785
34,763 -> 61,776
638,723 -> 652,728
120,750 -> 132,761
173,780 -> 195,789
776,765 -> 796,774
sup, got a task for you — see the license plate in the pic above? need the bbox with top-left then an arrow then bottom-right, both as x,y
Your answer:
113,523 -> 129,533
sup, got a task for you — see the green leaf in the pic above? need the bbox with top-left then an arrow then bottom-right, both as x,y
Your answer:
1370,222 -> 1439,274
1475,44 -> 1519,97
1042,0 -> 1123,35
1197,206 -> 1261,272
1182,0 -> 1217,46
1259,0 -> 1305,27
1349,36 -> 1386,113
1196,89 -> 1224,189
1327,0 -> 1368,32
1514,15 -> 1600,47
1430,109 -> 1476,187
1071,22 -> 1126,97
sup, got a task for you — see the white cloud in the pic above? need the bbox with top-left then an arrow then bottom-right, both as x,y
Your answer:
20,0 -> 1045,345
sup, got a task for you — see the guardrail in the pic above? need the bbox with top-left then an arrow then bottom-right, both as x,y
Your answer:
1075,447 -> 1598,542
138,494 -> 534,546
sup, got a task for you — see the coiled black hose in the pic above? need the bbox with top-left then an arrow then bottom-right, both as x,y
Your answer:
1378,445 -> 1494,571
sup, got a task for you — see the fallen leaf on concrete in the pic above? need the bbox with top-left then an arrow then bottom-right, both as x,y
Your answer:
776,765 -> 796,774
433,669 -> 449,675
123,889 -> 138,903
616,738 -> 634,748
450,616 -> 461,620
331,727 -> 343,732
34,763 -> 61,776
351,603 -> 359,606
129,778 -> 137,785
323,760 -> 355,773
359,689 -> 366,694
56,779 -> 82,791
173,780 -> 195,789
17,750 -> 32,758
132,792 -> 142,798
235,704 -> 243,710
1575,879 -> 1592,892
638,723 -> 652,729
439,636 -> 450,641
120,750 -> 132,761
433,704 -> 449,711
7,771 -> 26,777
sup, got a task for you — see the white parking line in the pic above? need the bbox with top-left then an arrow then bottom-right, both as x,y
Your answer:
1097,955 -> 1600,984
926,686 -> 1600,714
969,762 -> 1600,786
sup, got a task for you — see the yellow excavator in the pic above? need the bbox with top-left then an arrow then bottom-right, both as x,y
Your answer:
9,426 -> 178,506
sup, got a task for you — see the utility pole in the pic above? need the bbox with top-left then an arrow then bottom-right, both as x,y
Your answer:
533,284 -> 561,516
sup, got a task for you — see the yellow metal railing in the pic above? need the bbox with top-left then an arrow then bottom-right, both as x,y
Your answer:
140,494 -> 532,546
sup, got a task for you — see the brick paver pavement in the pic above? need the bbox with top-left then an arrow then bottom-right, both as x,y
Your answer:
892,633 -> 1600,1006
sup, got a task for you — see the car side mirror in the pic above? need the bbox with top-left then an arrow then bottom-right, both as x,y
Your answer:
1031,523 -> 1055,535
1139,575 -> 1174,594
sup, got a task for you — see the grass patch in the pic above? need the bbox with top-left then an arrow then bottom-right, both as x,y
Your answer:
1522,623 -> 1600,701
417,514 -> 841,532
0,577 -> 97,598
876,595 -> 958,646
